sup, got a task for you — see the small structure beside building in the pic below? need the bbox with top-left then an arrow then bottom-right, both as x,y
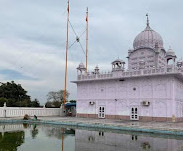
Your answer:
64,102 -> 76,117
72,16 -> 183,122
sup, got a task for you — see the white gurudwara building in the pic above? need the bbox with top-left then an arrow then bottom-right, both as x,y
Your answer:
72,16 -> 183,122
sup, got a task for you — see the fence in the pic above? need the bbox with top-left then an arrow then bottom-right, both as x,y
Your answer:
0,104 -> 62,118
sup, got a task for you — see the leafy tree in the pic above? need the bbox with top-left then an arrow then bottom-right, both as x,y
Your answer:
46,90 -> 69,108
30,99 -> 40,107
0,81 -> 40,107
0,81 -> 30,107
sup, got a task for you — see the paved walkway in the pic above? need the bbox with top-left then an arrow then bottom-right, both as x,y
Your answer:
1,117 -> 183,134
40,117 -> 183,131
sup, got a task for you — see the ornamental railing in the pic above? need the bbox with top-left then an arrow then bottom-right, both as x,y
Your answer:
77,66 -> 183,81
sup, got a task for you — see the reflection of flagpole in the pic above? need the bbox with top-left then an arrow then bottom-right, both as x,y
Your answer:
63,0 -> 70,106
85,7 -> 88,73
61,128 -> 64,151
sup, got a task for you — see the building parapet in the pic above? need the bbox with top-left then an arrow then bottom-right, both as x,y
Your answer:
76,67 -> 183,81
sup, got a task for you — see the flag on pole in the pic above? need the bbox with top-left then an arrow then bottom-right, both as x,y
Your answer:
86,7 -> 88,22
67,1 -> 69,13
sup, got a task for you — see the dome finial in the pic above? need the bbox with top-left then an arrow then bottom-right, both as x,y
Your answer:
146,13 -> 149,26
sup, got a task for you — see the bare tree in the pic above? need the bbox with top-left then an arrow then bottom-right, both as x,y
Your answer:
46,90 -> 69,108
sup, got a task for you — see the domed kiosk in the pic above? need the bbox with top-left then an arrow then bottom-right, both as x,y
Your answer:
77,62 -> 86,75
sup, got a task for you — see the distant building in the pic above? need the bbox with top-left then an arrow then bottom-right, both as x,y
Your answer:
73,16 -> 183,122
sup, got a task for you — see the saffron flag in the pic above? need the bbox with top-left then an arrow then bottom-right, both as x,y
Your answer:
67,3 -> 69,13
86,7 -> 88,22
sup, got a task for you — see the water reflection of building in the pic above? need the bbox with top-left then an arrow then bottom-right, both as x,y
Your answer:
75,129 -> 183,151
1,124 -> 183,151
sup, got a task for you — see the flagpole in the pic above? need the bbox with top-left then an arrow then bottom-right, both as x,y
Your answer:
63,0 -> 70,106
85,7 -> 88,73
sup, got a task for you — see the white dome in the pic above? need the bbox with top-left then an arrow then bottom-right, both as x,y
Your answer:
95,65 -> 99,70
166,48 -> 176,57
133,25 -> 164,50
77,62 -> 85,70
111,58 -> 125,64
79,62 -> 85,68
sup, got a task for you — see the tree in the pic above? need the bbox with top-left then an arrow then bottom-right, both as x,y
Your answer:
30,99 -> 40,107
0,81 -> 30,107
0,97 -> 9,107
0,81 -> 40,107
46,90 -> 69,108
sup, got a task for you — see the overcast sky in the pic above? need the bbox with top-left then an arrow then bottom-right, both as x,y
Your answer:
0,0 -> 183,104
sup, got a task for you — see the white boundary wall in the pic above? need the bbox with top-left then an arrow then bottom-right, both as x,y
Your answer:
0,106 -> 62,117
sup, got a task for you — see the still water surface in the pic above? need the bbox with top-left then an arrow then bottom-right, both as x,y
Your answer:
0,124 -> 183,151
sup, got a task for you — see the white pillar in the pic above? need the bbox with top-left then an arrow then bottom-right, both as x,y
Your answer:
172,78 -> 176,122
3,102 -> 7,118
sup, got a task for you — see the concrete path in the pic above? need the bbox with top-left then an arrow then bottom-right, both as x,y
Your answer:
1,117 -> 183,135
38,117 -> 183,131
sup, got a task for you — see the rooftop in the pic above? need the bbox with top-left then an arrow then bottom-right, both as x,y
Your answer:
73,66 -> 183,83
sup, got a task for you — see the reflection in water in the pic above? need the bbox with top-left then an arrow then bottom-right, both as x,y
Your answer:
42,126 -> 75,139
75,129 -> 183,151
62,128 -> 64,151
31,124 -> 39,139
0,124 -> 183,151
0,131 -> 24,151
23,123 -> 29,129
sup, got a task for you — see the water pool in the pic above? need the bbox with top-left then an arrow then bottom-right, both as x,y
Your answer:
0,123 -> 183,151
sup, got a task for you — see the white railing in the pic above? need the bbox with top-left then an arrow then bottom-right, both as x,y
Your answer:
77,67 -> 183,81
0,106 -> 61,118
0,124 -> 24,132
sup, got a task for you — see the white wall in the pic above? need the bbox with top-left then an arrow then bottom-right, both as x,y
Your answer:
0,107 -> 62,118
175,77 -> 183,118
77,75 -> 175,118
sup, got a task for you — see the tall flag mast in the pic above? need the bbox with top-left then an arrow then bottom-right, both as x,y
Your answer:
85,7 -> 89,73
63,0 -> 70,106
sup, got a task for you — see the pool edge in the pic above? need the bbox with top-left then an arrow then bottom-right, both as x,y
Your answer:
0,119 -> 183,136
